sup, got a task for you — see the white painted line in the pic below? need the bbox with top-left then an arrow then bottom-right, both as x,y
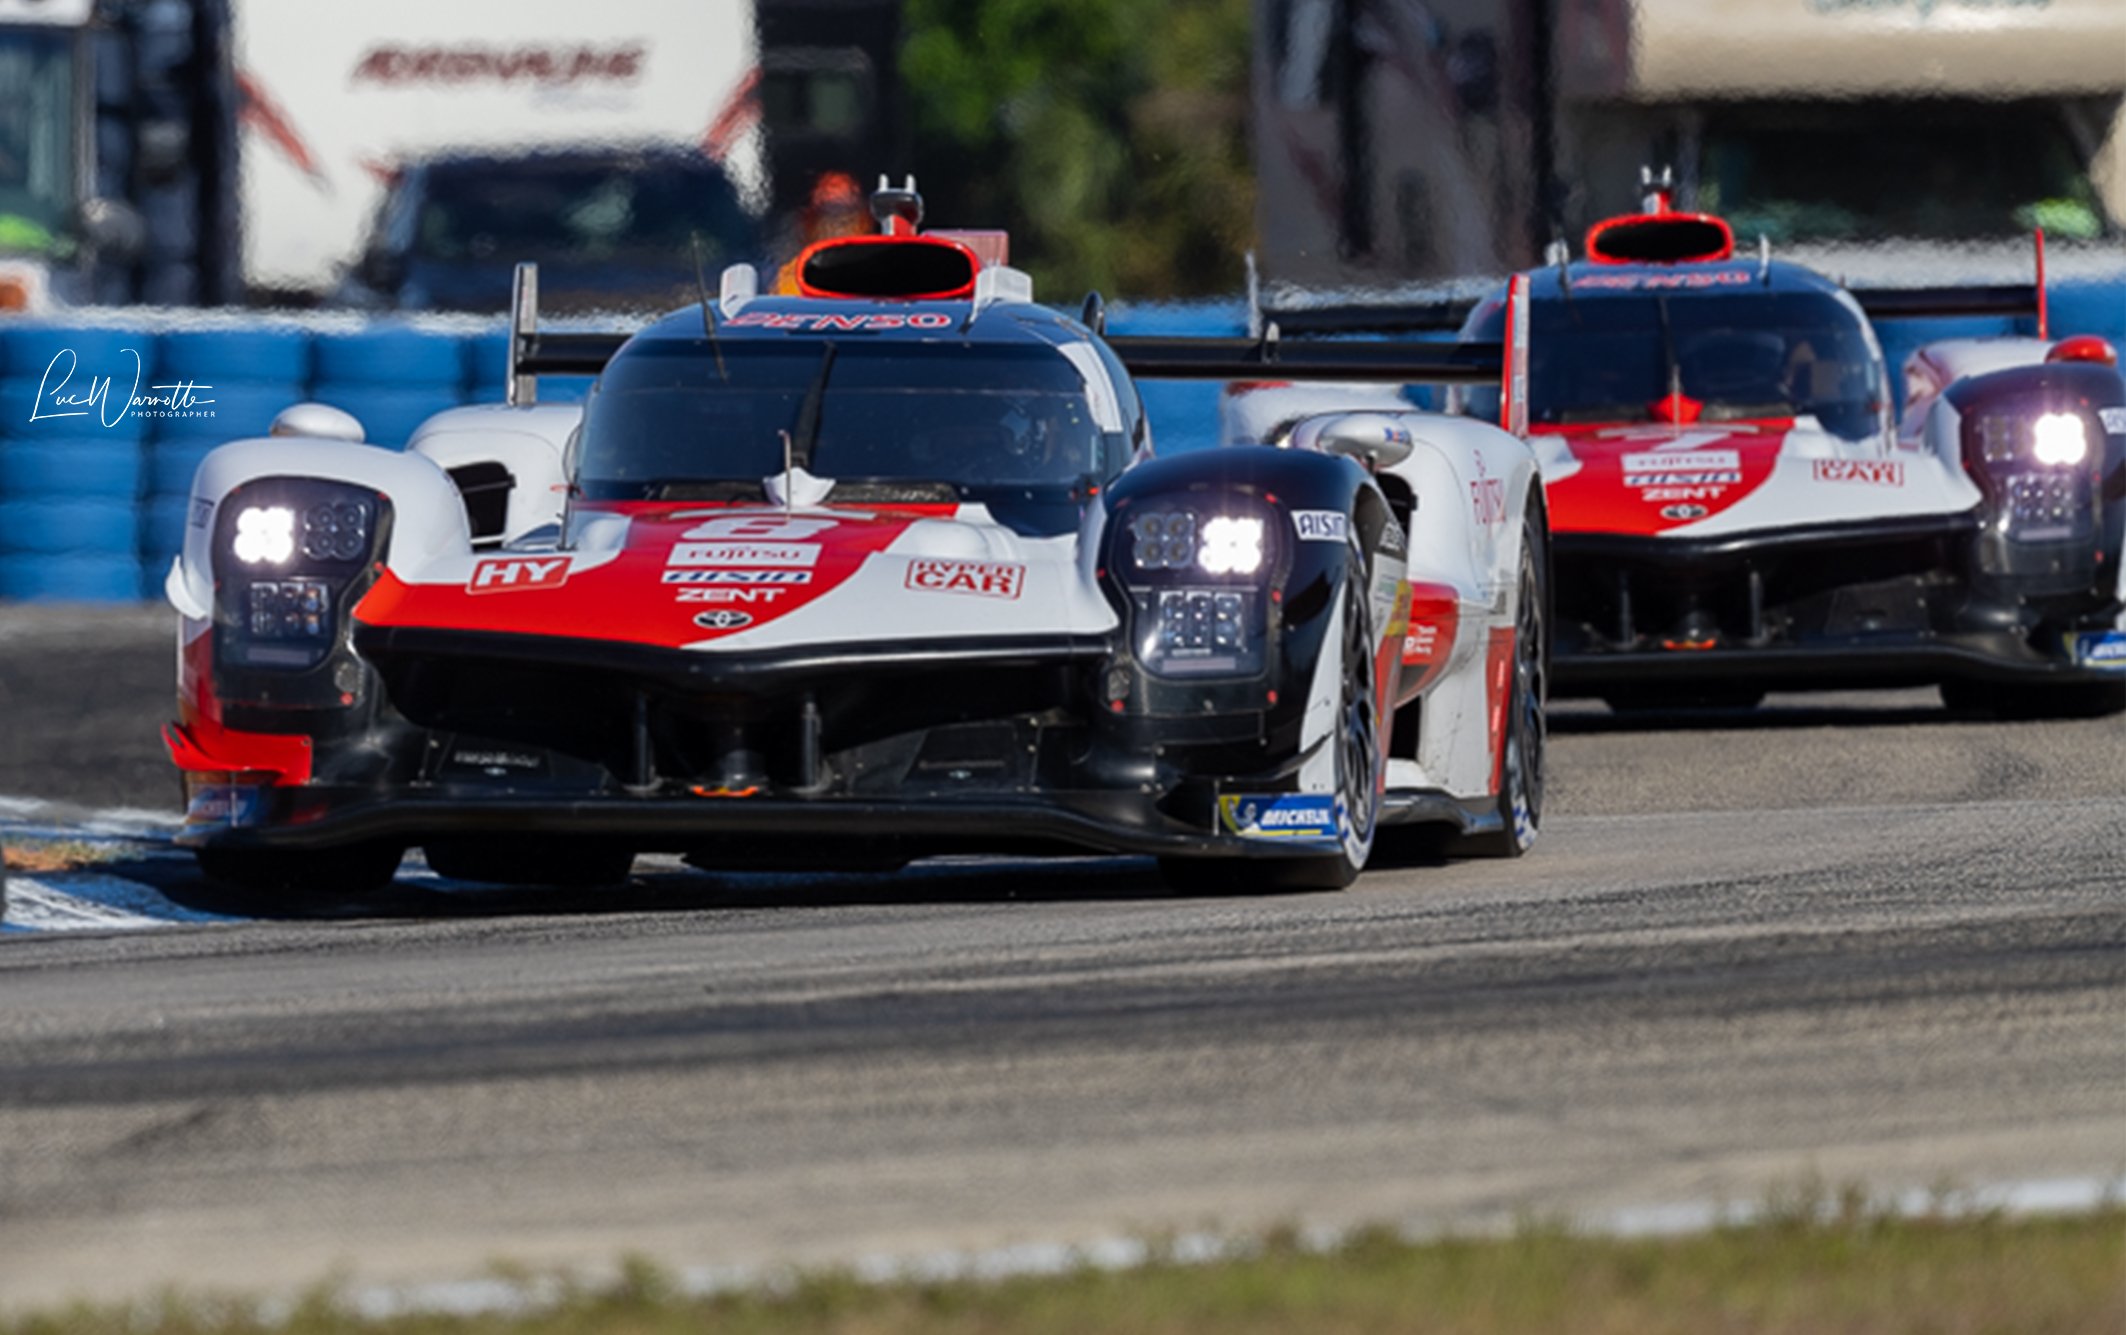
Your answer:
6,877 -> 168,932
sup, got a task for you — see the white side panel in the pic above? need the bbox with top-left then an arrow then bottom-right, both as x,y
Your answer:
408,403 -> 582,542
172,439 -> 473,614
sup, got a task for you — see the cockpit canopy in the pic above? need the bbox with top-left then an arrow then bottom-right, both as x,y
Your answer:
575,336 -> 1132,505
1467,285 -> 1889,441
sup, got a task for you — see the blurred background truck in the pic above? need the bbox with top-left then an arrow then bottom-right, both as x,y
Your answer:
1255,0 -> 2126,288
0,0 -> 905,311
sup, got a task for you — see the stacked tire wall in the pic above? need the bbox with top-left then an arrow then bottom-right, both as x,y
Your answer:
0,321 -> 588,601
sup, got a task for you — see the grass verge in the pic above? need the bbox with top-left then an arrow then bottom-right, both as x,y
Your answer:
5,1202 -> 2120,1335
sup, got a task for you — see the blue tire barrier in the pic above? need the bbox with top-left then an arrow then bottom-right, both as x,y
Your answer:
139,491 -> 194,566
0,552 -> 145,602
309,386 -> 463,449
312,327 -> 468,388
155,327 -> 312,385
460,329 -> 512,398
0,498 -> 141,554
0,438 -> 145,502
1,374 -> 154,443
148,438 -> 220,496
0,324 -> 153,380
145,381 -> 300,442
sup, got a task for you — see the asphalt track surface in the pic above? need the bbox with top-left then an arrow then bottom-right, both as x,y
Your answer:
0,605 -> 2120,1311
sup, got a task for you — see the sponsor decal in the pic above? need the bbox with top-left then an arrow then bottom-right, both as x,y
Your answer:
692,609 -> 754,630
1218,793 -> 1343,843
450,749 -> 543,771
1378,514 -> 1408,558
1641,485 -> 1728,502
184,782 -> 267,829
1401,623 -> 1444,664
1812,459 -> 1906,486
1660,503 -> 1710,521
668,542 -> 821,568
1621,449 -> 1744,488
661,569 -> 811,585
350,43 -> 646,86
1472,478 -> 1507,526
2071,630 -> 2126,670
1573,267 -> 1753,292
2099,407 -> 2126,435
1292,510 -> 1349,543
905,559 -> 1024,599
676,587 -> 790,604
726,312 -> 954,331
468,556 -> 570,593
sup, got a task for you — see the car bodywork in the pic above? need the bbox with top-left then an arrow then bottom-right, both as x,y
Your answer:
163,200 -> 1549,891
1247,180 -> 2126,714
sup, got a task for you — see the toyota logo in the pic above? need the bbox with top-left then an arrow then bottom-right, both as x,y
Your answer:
693,610 -> 753,630
1660,503 -> 1710,521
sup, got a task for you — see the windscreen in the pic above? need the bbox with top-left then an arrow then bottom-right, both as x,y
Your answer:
576,339 -> 1123,500
415,158 -> 757,265
1468,289 -> 1888,441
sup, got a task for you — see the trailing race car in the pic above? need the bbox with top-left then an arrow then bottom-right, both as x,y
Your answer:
1250,172 -> 2126,717
162,184 -> 1549,895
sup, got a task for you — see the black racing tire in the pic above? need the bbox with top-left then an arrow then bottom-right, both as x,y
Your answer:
195,842 -> 404,900
1940,677 -> 2126,720
1455,524 -> 1548,858
1160,559 -> 1382,894
423,837 -> 636,887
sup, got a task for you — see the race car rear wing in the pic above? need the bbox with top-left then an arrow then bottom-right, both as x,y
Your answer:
504,261 -> 1536,434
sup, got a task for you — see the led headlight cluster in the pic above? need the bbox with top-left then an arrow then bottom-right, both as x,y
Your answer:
1972,411 -> 2091,469
230,499 -> 373,566
1127,510 -> 1265,576
215,481 -> 385,676
1116,504 -> 1274,678
247,579 -> 333,641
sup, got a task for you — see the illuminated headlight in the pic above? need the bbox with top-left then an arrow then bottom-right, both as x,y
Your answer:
2031,412 -> 2088,467
1198,516 -> 1264,574
232,506 -> 296,564
1128,510 -> 1266,575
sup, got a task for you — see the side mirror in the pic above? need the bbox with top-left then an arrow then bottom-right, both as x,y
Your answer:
1311,412 -> 1417,471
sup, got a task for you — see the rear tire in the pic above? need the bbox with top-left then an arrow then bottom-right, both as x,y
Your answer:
195,843 -> 403,899
1940,677 -> 2126,720
1457,525 -> 1547,858
424,838 -> 635,887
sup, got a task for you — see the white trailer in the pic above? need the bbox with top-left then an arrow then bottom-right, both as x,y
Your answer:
233,0 -> 762,299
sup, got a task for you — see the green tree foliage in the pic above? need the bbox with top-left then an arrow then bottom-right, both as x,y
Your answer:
902,0 -> 1255,300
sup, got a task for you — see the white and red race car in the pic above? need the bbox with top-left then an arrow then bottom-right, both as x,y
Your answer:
162,186 -> 1549,895
1250,177 -> 2126,717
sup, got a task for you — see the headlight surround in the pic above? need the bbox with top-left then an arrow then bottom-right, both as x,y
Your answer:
1962,407 -> 2098,542
1111,500 -> 1279,678
214,479 -> 387,672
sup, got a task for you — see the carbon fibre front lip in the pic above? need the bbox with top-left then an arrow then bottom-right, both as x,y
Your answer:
177,786 -> 1495,856
1554,635 -> 2115,690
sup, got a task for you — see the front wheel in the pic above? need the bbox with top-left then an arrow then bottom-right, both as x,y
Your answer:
1160,562 -> 1382,893
1456,526 -> 1547,857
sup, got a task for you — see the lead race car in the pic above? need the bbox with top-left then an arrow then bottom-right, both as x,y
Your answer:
162,183 -> 1549,894
1252,172 -> 2126,717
